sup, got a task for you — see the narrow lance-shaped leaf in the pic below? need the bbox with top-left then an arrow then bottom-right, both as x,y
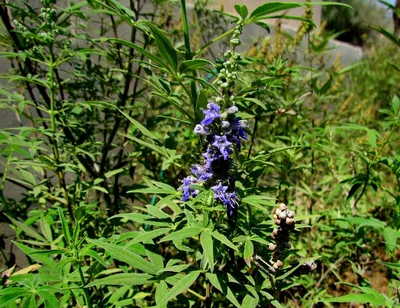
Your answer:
88,239 -> 158,275
157,271 -> 201,306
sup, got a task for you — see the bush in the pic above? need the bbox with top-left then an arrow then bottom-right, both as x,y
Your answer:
0,0 -> 399,307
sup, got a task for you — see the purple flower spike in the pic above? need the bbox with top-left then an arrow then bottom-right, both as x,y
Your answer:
201,102 -> 221,125
194,124 -> 209,135
212,135 -> 232,160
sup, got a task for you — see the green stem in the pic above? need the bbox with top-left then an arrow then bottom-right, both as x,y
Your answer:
77,257 -> 92,308
49,44 -> 73,217
180,0 -> 198,111
195,28 -> 235,56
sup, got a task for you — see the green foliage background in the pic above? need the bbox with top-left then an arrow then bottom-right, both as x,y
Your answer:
0,0 -> 399,307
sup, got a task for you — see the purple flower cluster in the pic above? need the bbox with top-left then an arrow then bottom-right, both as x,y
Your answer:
180,101 -> 247,220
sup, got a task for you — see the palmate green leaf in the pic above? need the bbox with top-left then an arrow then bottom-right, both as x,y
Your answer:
86,273 -> 153,287
160,226 -> 203,242
88,239 -> 158,275
0,289 -> 29,307
206,273 -> 241,308
200,230 -> 214,272
158,271 -> 201,306
139,20 -> 178,72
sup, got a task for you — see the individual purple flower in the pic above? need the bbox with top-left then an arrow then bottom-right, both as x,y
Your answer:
231,118 -> 247,140
212,183 -> 228,201
201,102 -> 221,125
212,135 -> 232,160
202,146 -> 219,169
181,176 -> 198,201
191,164 -> 213,181
194,124 -> 210,135
224,191 -> 239,218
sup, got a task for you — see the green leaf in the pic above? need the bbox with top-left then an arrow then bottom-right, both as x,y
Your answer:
206,273 -> 241,308
383,227 -> 400,253
101,38 -> 168,69
141,21 -> 178,71
92,186 -> 109,194
7,216 -> 47,243
249,2 -> 305,21
155,281 -> 169,308
200,230 -> 214,272
160,227 -> 203,242
37,290 -> 59,308
242,294 -> 259,308
88,239 -> 158,275
104,168 -> 126,178
0,289 -> 28,307
234,4 -> 248,19
180,59 -> 213,73
323,293 -> 382,305
126,228 -> 171,246
392,96 -> 399,115
119,109 -> 157,140
244,239 -> 254,266
86,273 -> 153,287
211,230 -> 238,251
158,271 -> 201,306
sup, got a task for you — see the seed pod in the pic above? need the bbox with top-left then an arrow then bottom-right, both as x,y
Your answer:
279,203 -> 287,211
287,210 -> 295,218
286,218 -> 294,225
275,260 -> 284,267
273,262 -> 279,270
272,228 -> 279,235
268,243 -> 276,251
273,214 -> 278,220
275,219 -> 281,225
279,211 -> 287,220
275,208 -> 282,216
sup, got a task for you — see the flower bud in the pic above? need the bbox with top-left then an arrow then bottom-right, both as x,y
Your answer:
275,260 -> 284,267
268,243 -> 276,251
286,218 -> 294,225
279,203 -> 287,211
221,121 -> 230,129
279,211 -> 287,220
194,124 -> 209,135
275,208 -> 281,216
227,106 -> 238,114
274,219 -> 281,225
